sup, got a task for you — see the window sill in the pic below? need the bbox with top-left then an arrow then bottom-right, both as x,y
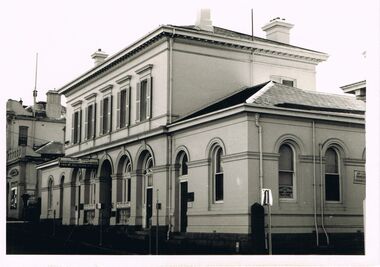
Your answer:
213,201 -> 224,204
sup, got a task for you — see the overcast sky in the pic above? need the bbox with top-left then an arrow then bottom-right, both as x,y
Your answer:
1,0 -> 376,106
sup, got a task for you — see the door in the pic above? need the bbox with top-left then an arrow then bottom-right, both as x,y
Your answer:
146,188 -> 153,228
180,182 -> 188,232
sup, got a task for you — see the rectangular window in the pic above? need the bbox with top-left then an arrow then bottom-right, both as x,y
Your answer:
136,77 -> 152,122
140,80 -> 147,120
127,178 -> 131,202
117,87 -> 130,129
18,126 -> 28,146
10,187 -> 17,209
282,80 -> 294,87
85,104 -> 95,140
325,174 -> 340,201
215,173 -> 224,201
100,96 -> 112,135
72,110 -> 82,144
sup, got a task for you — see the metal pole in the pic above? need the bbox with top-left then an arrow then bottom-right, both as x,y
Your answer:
148,219 -> 152,255
53,210 -> 56,237
156,189 -> 159,255
268,205 -> 272,255
99,209 -> 103,246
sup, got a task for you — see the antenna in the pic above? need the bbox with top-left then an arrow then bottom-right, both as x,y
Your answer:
33,53 -> 38,116
251,9 -> 254,41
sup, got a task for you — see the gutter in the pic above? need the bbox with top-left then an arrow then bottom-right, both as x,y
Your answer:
319,143 -> 330,245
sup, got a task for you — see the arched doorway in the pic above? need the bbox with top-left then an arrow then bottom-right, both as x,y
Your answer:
116,155 -> 132,224
70,169 -> 82,225
175,151 -> 189,232
59,175 -> 64,219
136,150 -> 155,229
99,160 -> 112,225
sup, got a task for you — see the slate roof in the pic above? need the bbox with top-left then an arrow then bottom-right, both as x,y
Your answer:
171,25 -> 324,54
179,81 -> 365,121
35,141 -> 64,155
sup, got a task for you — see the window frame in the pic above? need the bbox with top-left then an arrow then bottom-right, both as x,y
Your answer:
212,146 -> 224,203
278,143 -> 297,201
324,147 -> 342,203
18,126 -> 28,146
72,109 -> 82,144
99,94 -> 113,135
135,64 -> 153,123
47,178 -> 54,210
85,102 -> 96,140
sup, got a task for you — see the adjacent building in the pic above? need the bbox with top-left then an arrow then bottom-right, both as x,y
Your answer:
6,90 -> 65,220
37,11 -> 365,248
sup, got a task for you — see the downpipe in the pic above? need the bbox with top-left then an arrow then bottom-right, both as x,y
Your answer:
319,143 -> 330,245
255,113 -> 263,193
167,134 -> 173,240
312,121 -> 319,246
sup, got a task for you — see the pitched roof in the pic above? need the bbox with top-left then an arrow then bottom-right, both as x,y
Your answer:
179,81 -> 365,121
35,141 -> 64,155
171,25 -> 324,54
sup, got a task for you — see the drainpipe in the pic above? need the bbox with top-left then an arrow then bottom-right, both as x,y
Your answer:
312,121 -> 319,246
255,114 -> 263,193
167,134 -> 173,240
169,28 -> 175,124
319,143 -> 330,245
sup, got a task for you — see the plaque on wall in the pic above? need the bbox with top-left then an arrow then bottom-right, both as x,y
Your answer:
354,170 -> 365,184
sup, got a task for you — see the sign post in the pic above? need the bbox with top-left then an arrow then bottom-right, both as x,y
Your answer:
261,188 -> 273,255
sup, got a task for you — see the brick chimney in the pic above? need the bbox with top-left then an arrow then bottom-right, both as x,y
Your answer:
195,9 -> 213,32
91,48 -> 108,66
46,90 -> 62,119
262,18 -> 294,44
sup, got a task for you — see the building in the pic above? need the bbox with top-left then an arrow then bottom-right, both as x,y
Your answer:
340,80 -> 366,101
6,90 -> 66,220
37,11 -> 365,250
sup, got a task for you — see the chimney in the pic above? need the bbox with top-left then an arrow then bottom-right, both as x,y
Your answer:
91,48 -> 108,66
195,9 -> 213,32
262,17 -> 294,44
46,90 -> 62,119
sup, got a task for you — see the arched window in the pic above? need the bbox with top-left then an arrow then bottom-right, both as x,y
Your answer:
180,153 -> 188,176
325,147 -> 340,201
279,144 -> 295,199
124,160 -> 132,202
48,178 -> 54,210
212,146 -> 224,202
145,156 -> 153,187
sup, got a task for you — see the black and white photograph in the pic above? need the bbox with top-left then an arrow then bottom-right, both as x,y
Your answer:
2,0 -> 380,266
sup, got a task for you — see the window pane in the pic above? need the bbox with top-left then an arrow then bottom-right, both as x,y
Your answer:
282,80 -> 294,87
127,178 -> 131,202
279,144 -> 293,171
181,154 -> 188,175
18,126 -> 28,146
215,148 -> 223,173
148,175 -> 153,187
325,174 -> 340,201
279,172 -> 293,198
103,98 -> 109,133
215,173 -> 223,201
87,105 -> 93,138
120,90 -> 126,127
140,80 -> 147,120
74,112 -> 79,143
325,148 -> 338,173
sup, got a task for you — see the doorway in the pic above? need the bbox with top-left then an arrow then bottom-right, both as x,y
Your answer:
180,181 -> 188,232
146,187 -> 153,227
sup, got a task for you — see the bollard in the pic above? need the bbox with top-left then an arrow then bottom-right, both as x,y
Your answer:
235,241 -> 240,254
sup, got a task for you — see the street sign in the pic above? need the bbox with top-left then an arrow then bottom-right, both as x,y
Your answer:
261,188 -> 273,206
58,157 -> 98,169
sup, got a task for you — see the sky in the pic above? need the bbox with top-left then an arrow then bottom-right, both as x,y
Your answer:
1,0 -> 376,106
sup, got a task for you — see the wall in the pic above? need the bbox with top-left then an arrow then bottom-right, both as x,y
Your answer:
65,40 -> 169,157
